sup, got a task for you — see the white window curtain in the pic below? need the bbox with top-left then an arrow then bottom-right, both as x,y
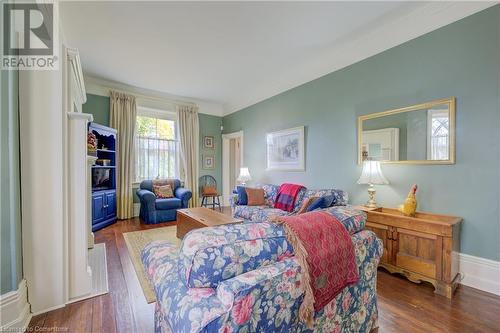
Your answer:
177,104 -> 199,207
110,90 -> 137,219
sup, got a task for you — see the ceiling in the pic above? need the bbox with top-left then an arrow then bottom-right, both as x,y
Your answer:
60,1 -> 495,116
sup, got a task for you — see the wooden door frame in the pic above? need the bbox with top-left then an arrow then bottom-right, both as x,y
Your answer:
222,131 -> 244,206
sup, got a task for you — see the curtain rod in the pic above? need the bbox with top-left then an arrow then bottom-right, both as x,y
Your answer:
108,88 -> 197,108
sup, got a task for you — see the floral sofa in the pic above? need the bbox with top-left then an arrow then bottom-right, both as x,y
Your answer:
141,206 -> 383,333
231,184 -> 349,223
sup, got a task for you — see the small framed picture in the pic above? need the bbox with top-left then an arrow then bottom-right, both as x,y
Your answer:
203,136 -> 215,149
202,155 -> 215,169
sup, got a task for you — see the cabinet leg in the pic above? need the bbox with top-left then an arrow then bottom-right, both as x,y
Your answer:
434,275 -> 459,298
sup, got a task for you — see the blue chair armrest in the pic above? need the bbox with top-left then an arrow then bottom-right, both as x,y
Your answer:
137,189 -> 156,207
175,187 -> 192,208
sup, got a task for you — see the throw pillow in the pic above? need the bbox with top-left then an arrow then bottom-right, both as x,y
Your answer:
153,184 -> 174,198
297,196 -> 320,214
306,197 -> 328,212
236,186 -> 248,205
322,194 -> 335,207
246,188 -> 266,206
203,185 -> 218,196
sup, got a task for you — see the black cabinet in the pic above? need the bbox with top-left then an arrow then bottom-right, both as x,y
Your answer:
92,189 -> 117,231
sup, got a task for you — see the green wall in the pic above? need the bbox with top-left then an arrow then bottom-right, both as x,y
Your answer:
199,114 -> 223,193
1,68 -> 23,294
223,6 -> 500,261
85,94 -> 109,125
83,94 -> 223,197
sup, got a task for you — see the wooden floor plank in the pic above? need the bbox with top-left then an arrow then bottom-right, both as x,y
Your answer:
114,224 -> 155,332
26,211 -> 500,332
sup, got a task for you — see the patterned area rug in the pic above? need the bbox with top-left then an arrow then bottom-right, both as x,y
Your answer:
123,226 -> 181,303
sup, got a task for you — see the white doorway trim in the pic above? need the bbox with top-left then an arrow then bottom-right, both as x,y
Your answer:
222,131 -> 244,206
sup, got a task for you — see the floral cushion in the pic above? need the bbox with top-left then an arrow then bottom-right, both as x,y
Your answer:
178,222 -> 292,288
141,241 -> 229,333
292,187 -> 308,212
323,206 -> 366,235
233,205 -> 290,222
261,184 -> 280,206
301,189 -> 349,207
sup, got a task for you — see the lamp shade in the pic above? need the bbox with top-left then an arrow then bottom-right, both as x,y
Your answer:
237,167 -> 252,183
357,160 -> 389,185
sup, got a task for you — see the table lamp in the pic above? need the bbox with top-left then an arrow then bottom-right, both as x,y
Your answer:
357,160 -> 389,208
237,167 -> 251,186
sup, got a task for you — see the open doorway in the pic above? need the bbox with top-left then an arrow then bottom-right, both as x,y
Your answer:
222,131 -> 244,206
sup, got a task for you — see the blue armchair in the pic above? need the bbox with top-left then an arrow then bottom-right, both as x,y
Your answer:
136,179 -> 192,224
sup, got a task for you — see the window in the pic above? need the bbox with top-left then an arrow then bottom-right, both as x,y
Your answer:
135,108 -> 178,181
427,109 -> 449,160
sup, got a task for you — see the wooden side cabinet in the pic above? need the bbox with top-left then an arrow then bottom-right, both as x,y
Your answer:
359,207 -> 462,298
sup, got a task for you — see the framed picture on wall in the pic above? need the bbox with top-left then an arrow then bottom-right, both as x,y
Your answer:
203,136 -> 215,149
202,155 -> 215,170
266,126 -> 305,171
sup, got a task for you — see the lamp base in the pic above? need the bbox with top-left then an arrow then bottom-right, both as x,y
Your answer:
365,184 -> 378,208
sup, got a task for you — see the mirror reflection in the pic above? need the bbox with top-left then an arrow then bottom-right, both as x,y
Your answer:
358,98 -> 455,164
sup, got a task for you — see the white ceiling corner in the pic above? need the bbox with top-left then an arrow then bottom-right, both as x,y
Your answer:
60,1 -> 497,117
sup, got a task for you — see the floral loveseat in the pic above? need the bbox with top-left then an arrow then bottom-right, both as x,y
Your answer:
142,206 -> 383,333
231,184 -> 349,222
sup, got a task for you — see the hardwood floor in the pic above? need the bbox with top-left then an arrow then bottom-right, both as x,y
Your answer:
28,214 -> 500,333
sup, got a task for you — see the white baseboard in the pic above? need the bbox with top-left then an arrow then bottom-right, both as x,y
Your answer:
0,279 -> 32,330
134,203 -> 140,217
459,253 -> 500,296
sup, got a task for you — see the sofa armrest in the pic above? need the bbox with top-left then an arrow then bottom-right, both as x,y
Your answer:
135,189 -> 156,203
137,188 -> 156,208
215,258 -> 303,328
175,187 -> 192,208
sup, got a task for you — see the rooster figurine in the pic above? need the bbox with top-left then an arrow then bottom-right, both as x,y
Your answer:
399,184 -> 418,217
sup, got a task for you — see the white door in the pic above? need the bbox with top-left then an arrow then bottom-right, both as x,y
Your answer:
222,131 -> 244,205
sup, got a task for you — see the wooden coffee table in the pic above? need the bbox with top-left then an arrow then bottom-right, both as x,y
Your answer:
176,207 -> 243,238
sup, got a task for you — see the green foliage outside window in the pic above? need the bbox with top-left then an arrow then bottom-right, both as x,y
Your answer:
136,116 -> 175,139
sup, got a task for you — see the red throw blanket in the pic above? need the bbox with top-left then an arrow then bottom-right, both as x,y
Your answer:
274,183 -> 304,212
272,211 -> 359,328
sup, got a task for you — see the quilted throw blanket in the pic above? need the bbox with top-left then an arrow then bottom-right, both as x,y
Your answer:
272,211 -> 359,328
274,183 -> 304,212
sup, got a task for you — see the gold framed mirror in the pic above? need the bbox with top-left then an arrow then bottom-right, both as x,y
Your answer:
358,97 -> 456,165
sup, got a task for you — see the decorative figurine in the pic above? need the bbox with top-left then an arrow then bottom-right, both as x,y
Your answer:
87,132 -> 97,156
399,184 -> 418,217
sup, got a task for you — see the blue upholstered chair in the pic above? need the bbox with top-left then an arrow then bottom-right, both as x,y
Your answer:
136,179 -> 192,224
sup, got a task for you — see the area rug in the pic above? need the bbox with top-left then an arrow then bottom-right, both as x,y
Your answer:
123,226 -> 181,303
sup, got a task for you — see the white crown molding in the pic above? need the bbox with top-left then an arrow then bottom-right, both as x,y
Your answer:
67,47 -> 87,105
459,253 -> 500,296
0,280 -> 32,330
84,75 -> 225,117
223,2 -> 498,115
